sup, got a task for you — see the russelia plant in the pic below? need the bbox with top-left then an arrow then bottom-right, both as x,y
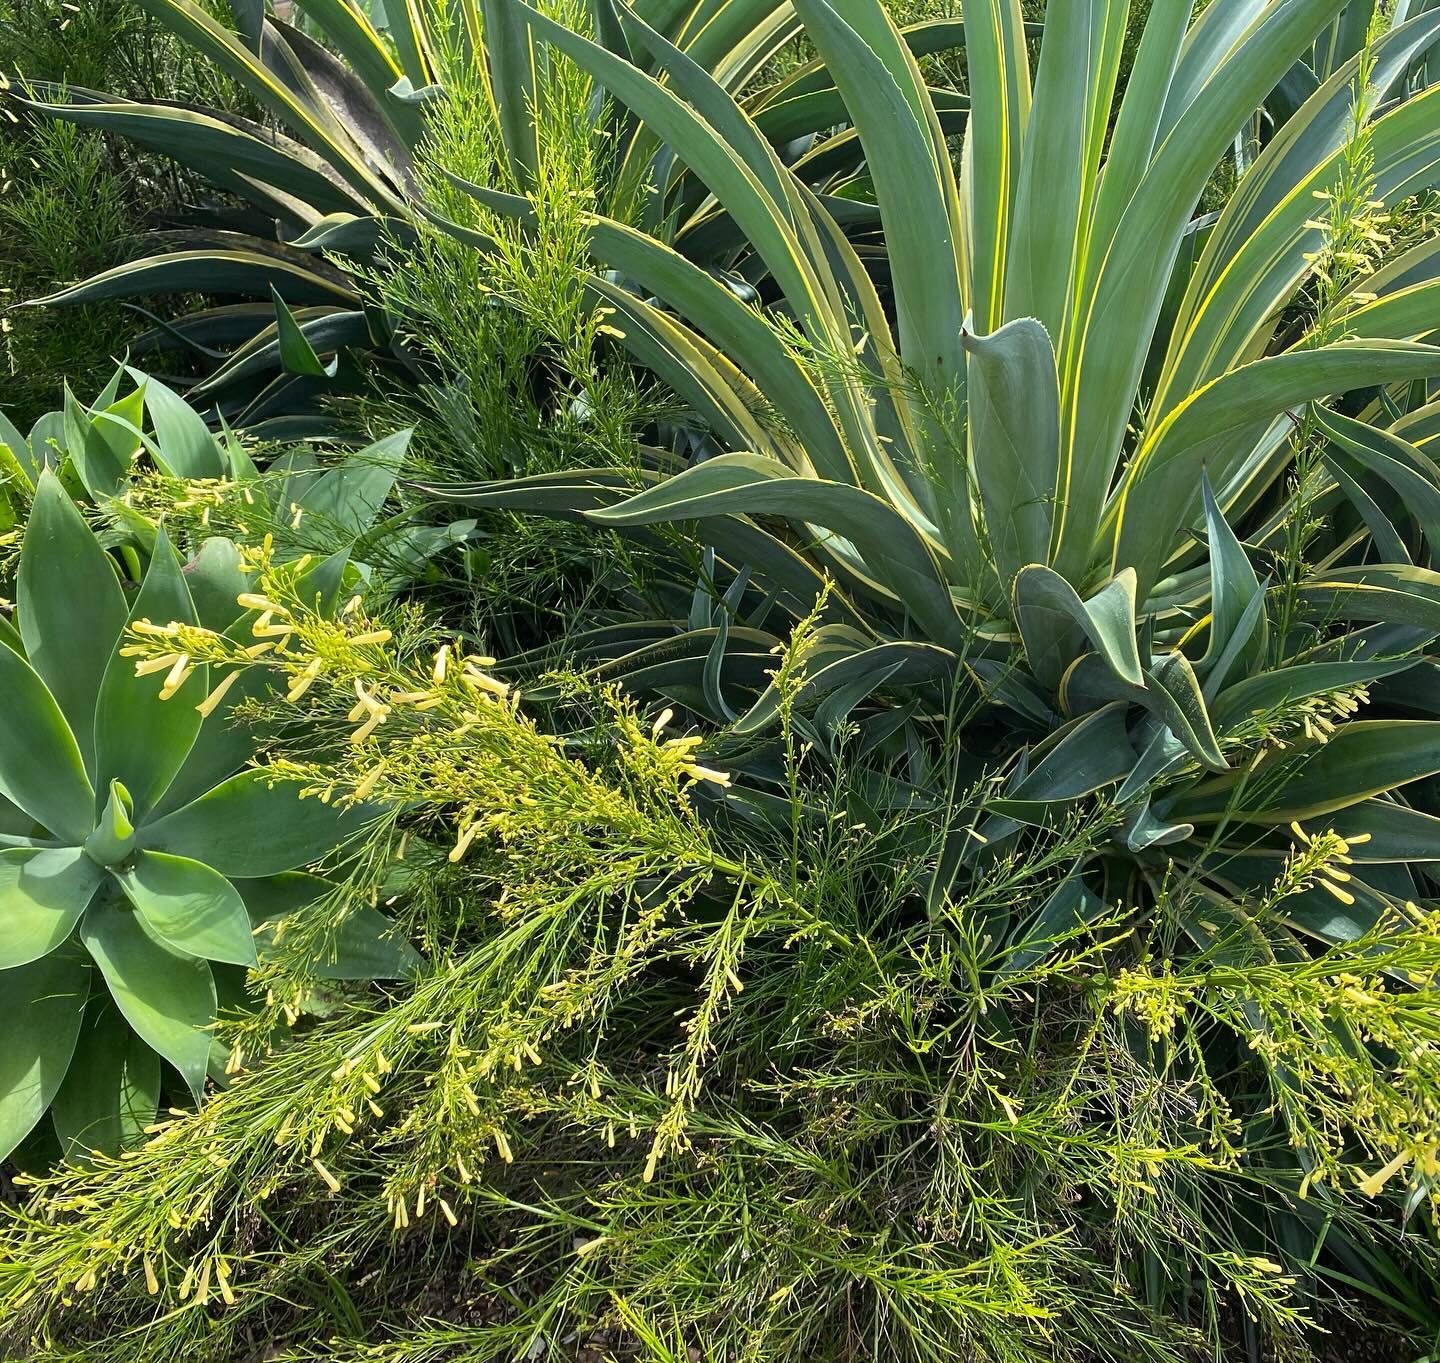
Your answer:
0,473 -> 410,1165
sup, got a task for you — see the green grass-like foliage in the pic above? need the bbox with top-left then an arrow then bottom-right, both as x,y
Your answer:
3,577 -> 1440,1360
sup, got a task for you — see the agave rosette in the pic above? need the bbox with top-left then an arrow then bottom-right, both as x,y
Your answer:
0,469 -> 416,1165
425,0 -> 1440,947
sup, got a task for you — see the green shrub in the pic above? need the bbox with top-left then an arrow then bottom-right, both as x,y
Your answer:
2,576 -> 1439,1361
0,0 -> 253,426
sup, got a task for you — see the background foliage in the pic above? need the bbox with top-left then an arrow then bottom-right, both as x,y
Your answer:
5,1 -> 1440,1362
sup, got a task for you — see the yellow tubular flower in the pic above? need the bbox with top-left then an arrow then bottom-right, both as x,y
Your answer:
196,668 -> 243,718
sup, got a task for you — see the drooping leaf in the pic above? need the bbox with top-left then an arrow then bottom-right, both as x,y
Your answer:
80,895 -> 217,1101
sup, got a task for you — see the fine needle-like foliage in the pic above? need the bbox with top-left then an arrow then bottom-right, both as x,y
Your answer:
1,569 -> 1439,1361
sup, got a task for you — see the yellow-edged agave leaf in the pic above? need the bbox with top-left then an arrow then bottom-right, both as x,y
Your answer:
1291,800 -> 1440,861
290,0 -> 407,117
1014,565 -> 1144,693
507,1 -> 833,341
588,281 -> 796,462
14,91 -> 376,220
1314,405 -> 1440,556
1056,0 -> 1349,584
34,251 -> 361,312
1211,658 -> 1419,732
1298,565 -> 1440,629
1172,720 -> 1440,822
589,453 -> 966,647
792,0 -> 967,402
959,0 -> 1030,332
1003,0 -> 1126,343
130,0 -> 408,212
1110,339 -> 1440,593
567,212 -> 856,484
481,0 -> 545,186
1197,473 -> 1267,689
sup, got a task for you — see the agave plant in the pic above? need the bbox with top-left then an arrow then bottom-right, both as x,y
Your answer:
428,0 -> 1440,948
0,363 -> 443,589
3,0 -> 971,424
0,473 -> 416,1165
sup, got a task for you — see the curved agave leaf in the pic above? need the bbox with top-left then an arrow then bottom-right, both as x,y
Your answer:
14,86 -> 378,221
129,0 -> 408,212
1111,339 -> 1440,593
731,636 -> 956,737
49,1000 -> 160,1164
1171,720 -> 1440,822
80,896 -> 216,1101
588,452 -> 967,647
1014,565 -> 1145,693
1298,563 -> 1440,629
0,946 -> 90,1161
1315,404 -> 1440,560
33,250 -> 361,312
0,849 -> 105,971
115,852 -> 258,968
138,769 -> 370,878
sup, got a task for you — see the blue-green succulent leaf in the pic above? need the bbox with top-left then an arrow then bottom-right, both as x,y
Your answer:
49,1001 -> 160,1162
19,472 -> 128,771
116,850 -> 258,967
0,944 -> 90,1161
0,641 -> 96,844
139,769 -> 362,878
95,531 -> 207,818
80,896 -> 216,1101
0,847 -> 105,969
